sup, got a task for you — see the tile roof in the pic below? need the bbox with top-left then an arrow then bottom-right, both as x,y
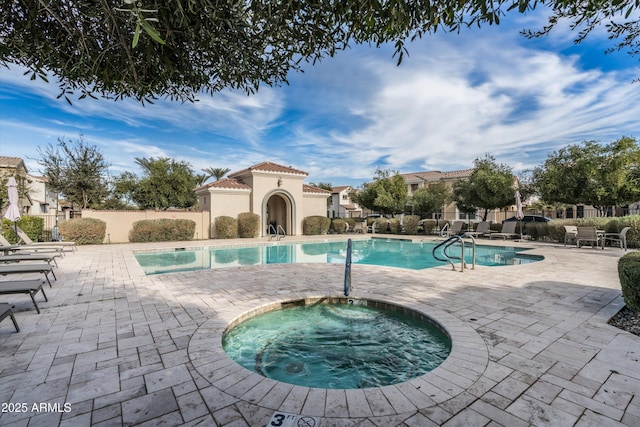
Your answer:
195,178 -> 251,191
331,185 -> 351,193
0,156 -> 26,169
230,161 -> 308,177
303,184 -> 332,194
400,168 -> 474,181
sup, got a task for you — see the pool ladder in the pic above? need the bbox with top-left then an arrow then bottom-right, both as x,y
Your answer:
268,224 -> 286,241
432,234 -> 476,272
344,239 -> 352,296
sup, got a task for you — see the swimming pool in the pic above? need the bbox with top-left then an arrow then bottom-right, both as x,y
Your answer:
134,238 -> 543,275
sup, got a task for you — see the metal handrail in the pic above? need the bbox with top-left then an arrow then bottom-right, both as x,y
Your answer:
439,222 -> 450,237
344,239 -> 352,296
432,234 -> 475,272
268,224 -> 277,240
277,225 -> 286,240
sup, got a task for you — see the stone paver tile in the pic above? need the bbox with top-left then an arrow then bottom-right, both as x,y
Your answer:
345,388 -> 373,418
558,389 -> 624,421
67,366 -> 120,404
212,405 -> 243,426
199,386 -> 239,413
93,385 -> 146,410
59,412 -> 91,427
325,389 -> 348,418
491,376 -> 529,400
92,403 -> 121,424
256,381 -> 293,409
575,409 -> 629,427
278,385 -> 309,414
301,387 -> 327,417
508,395 -> 578,427
121,388 -> 178,425
524,379 -> 563,404
135,411 -> 183,427
176,390 -> 209,422
403,412 -> 440,427
144,364 -> 192,392
470,398 -> 529,427
441,407 -> 490,427
235,400 -> 275,427
363,387 -> 396,417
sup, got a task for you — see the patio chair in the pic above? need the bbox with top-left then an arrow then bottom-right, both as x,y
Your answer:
464,221 -> 491,238
0,303 -> 20,332
15,227 -> 76,252
489,221 -> 519,240
0,280 -> 48,313
604,227 -> 630,251
0,253 -> 60,267
0,263 -> 56,287
0,233 -> 67,256
445,221 -> 466,237
575,226 -> 603,249
563,225 -> 578,247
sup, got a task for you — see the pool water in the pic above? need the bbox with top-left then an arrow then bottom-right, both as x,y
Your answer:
135,238 -> 543,275
222,300 -> 451,388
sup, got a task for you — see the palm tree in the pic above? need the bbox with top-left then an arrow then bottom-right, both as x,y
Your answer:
202,167 -> 230,181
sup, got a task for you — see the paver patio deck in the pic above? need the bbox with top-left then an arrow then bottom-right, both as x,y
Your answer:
0,235 -> 638,426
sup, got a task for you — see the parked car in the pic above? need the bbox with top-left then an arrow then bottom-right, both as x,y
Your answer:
503,215 -> 552,234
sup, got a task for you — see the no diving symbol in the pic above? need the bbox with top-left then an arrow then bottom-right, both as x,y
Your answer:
297,416 -> 316,427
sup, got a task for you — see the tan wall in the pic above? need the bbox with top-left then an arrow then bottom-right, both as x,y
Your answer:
210,190 -> 251,238
303,193 -> 330,221
82,209 -> 210,243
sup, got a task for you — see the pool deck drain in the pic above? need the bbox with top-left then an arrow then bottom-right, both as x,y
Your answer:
0,235 -> 638,426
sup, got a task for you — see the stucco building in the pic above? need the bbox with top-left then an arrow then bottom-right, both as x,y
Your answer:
195,162 -> 331,238
330,186 -> 362,218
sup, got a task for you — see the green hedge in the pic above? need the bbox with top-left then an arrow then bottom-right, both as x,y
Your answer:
58,218 -> 106,244
303,216 -> 330,235
532,216 -> 640,248
331,218 -> 347,234
618,252 -> 640,312
129,219 -> 196,242
388,218 -> 401,234
2,216 -> 44,243
214,216 -> 238,239
403,215 -> 421,235
237,212 -> 260,238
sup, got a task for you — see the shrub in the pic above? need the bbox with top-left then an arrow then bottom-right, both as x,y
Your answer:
388,218 -> 401,234
375,217 -> 390,233
420,219 -> 437,235
58,218 -> 106,244
344,217 -> 356,230
129,219 -> 196,242
331,218 -> 347,234
214,216 -> 238,239
237,212 -> 260,238
618,252 -> 640,312
403,215 -> 420,235
2,216 -> 44,243
303,216 -> 330,235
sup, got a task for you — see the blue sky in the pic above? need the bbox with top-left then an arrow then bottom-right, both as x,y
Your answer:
1,10 -> 639,188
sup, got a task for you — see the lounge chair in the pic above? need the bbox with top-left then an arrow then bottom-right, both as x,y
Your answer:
564,225 -> 578,247
489,221 -> 520,240
464,221 -> 491,238
0,253 -> 60,267
15,227 -> 76,252
444,221 -> 465,237
604,227 -> 630,251
575,226 -> 603,249
0,303 -> 20,332
0,234 -> 67,256
0,280 -> 48,313
353,222 -> 367,234
0,263 -> 55,287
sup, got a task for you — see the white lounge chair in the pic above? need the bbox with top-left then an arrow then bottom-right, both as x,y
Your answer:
489,221 -> 519,240
0,263 -> 56,287
564,225 -> 578,247
464,221 -> 491,238
604,227 -> 630,251
15,227 -> 76,252
0,303 -> 20,332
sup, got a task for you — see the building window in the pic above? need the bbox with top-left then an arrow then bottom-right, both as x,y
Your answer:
342,194 -> 348,200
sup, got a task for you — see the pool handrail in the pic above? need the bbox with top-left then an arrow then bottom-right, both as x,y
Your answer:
433,234 -> 476,272
344,238 -> 352,296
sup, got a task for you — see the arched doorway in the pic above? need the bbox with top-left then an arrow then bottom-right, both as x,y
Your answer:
264,191 -> 294,236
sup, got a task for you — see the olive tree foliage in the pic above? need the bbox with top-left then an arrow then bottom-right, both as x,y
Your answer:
452,155 -> 516,221
408,182 -> 451,218
352,169 -> 408,216
113,157 -> 198,209
36,136 -> 110,209
2,1 -> 638,103
532,136 -> 640,216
